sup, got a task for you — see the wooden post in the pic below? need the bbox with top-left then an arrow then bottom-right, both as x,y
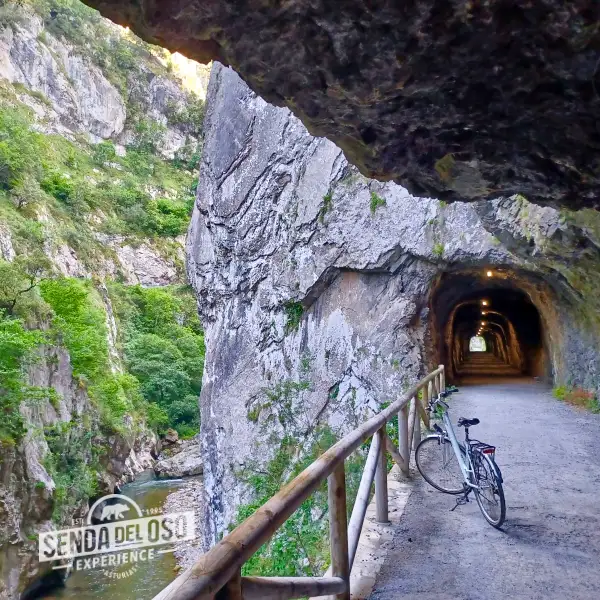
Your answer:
398,403 -> 410,476
375,427 -> 389,523
348,434 -> 380,568
328,463 -> 350,600
385,433 -> 407,471
412,396 -> 421,450
421,383 -> 430,430
439,365 -> 445,393
216,570 -> 242,600
407,396 -> 417,450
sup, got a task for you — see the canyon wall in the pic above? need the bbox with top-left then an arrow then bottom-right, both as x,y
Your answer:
188,63 -> 600,548
0,5 -> 207,598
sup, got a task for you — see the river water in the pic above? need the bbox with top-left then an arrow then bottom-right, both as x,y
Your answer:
43,472 -> 191,600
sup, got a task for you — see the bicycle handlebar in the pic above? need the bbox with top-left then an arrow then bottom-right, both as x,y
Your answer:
427,396 -> 449,413
427,387 -> 458,413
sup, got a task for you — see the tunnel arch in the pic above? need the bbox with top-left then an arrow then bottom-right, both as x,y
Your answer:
429,266 -> 559,382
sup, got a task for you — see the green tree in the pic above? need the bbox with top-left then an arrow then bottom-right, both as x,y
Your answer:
0,314 -> 45,444
0,106 -> 44,189
126,333 -> 191,402
40,278 -> 110,380
0,255 -> 51,316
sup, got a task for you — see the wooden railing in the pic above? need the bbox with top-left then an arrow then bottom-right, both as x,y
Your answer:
153,365 -> 446,600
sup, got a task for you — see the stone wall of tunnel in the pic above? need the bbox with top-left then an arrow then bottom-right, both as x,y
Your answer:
425,259 -> 600,387
188,63 -> 600,548
428,268 -> 555,380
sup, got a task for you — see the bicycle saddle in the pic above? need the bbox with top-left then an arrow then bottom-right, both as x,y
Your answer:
458,417 -> 480,428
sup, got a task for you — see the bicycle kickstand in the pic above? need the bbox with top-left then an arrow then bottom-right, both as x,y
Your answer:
450,490 -> 471,512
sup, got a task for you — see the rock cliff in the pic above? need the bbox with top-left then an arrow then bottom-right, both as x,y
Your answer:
0,344 -> 155,600
0,5 -> 207,599
188,63 -> 600,548
0,9 -> 202,158
85,0 -> 600,210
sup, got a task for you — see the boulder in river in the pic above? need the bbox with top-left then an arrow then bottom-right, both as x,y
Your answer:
154,439 -> 203,479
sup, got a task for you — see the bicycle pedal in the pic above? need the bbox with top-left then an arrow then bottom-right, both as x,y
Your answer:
450,495 -> 469,511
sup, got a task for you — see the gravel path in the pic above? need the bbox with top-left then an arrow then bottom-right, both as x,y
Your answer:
369,378 -> 600,600
163,477 -> 205,571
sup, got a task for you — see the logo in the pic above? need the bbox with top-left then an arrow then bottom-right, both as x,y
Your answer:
38,494 -> 195,579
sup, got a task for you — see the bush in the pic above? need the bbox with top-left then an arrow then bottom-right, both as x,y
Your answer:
130,119 -> 166,155
172,141 -> 203,171
146,197 -> 192,236
40,278 -> 110,381
44,420 -> 98,522
369,191 -> 386,215
284,301 -> 304,333
10,178 -> 48,210
166,94 -> 205,136
554,385 -> 599,412
40,171 -> 75,202
0,314 -> 46,444
90,375 -> 134,426
0,3 -> 28,27
0,107 -> 44,189
123,149 -> 155,177
0,255 -> 51,318
92,141 -> 116,165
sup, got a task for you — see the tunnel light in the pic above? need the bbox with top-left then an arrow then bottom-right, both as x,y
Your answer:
481,300 -> 488,306
481,321 -> 486,325
481,311 -> 487,315
486,270 -> 493,277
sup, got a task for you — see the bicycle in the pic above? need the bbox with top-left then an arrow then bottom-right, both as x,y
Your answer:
414,386 -> 506,528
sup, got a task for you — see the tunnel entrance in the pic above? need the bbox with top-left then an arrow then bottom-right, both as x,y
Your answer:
431,268 -> 550,382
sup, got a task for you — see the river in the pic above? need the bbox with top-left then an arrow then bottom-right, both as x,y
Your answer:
42,472 -> 194,600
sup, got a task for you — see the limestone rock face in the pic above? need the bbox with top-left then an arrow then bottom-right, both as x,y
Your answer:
0,12 -> 200,158
86,0 -> 600,209
188,64 -> 600,548
0,14 -> 125,139
0,222 -> 15,261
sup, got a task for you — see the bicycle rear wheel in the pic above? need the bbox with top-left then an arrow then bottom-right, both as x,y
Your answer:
415,436 -> 466,494
473,453 -> 506,528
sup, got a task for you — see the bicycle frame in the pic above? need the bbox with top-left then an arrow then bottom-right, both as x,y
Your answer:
440,410 -> 480,490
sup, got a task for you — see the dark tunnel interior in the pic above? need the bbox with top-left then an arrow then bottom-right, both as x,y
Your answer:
431,268 -> 549,381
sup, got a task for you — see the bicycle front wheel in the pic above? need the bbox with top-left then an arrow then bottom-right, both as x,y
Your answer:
473,453 -> 506,528
415,436 -> 466,494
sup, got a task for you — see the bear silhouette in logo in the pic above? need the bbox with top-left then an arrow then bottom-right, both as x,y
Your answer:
100,503 -> 130,521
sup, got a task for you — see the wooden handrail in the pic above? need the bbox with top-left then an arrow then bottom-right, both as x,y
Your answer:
153,365 -> 445,600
